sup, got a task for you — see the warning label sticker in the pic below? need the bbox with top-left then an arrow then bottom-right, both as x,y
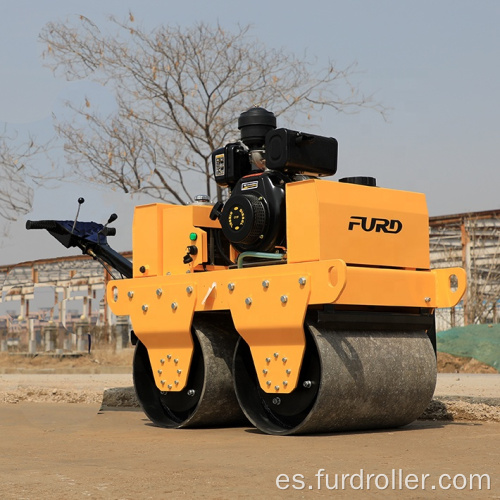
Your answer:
241,180 -> 259,191
215,154 -> 225,177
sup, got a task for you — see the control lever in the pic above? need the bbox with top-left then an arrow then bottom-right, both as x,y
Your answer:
71,197 -> 85,233
183,245 -> 198,264
209,201 -> 224,221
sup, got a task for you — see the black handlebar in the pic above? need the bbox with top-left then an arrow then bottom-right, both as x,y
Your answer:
25,218 -> 132,279
26,220 -> 58,231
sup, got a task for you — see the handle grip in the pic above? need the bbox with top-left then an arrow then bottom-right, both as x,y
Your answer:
26,220 -> 58,230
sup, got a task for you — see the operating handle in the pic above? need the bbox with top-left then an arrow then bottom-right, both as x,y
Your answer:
26,220 -> 58,231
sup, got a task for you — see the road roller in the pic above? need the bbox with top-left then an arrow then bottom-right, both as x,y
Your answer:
27,107 -> 466,435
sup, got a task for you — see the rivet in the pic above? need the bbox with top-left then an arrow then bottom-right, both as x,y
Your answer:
177,369 -> 182,374
283,381 -> 288,386
156,288 -> 163,297
175,380 -> 179,385
186,286 -> 193,294
228,282 -> 235,291
245,297 -> 252,305
167,354 -> 172,360
303,380 -> 312,388
265,357 -> 271,363
187,389 -> 195,396
127,291 -> 134,298
286,369 -> 291,375
263,369 -> 268,375
280,295 -> 288,303
160,380 -> 165,385
298,277 -> 307,286
266,381 -> 271,386
142,304 -> 148,312
167,384 -> 172,389
282,357 -> 287,363
174,358 -> 179,364
262,280 -> 270,288
171,302 -> 178,310
160,358 -> 165,364
424,297 -> 431,303
157,369 -> 163,375
274,352 -> 279,358
275,385 -> 280,391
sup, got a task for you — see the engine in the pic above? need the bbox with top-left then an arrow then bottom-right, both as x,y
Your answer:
211,107 -> 338,253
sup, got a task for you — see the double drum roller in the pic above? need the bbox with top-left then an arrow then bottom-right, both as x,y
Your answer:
27,108 -> 465,435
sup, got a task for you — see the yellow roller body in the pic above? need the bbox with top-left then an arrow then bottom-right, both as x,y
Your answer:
107,179 -> 466,394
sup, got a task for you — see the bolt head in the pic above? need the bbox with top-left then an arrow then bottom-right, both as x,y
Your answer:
266,380 -> 271,386
228,283 -> 235,291
262,280 -> 270,288
280,295 -> 288,303
299,277 -> 307,286
160,358 -> 165,364
263,369 -> 268,375
167,354 -> 172,360
174,380 -> 179,385
157,369 -> 163,375
160,380 -> 165,385
424,297 -> 431,303
265,357 -> 271,363
171,302 -> 178,310
245,297 -> 252,305
167,384 -> 172,389
186,286 -> 193,294
275,385 -> 280,391
156,288 -> 163,297
187,389 -> 196,396
127,291 -> 134,298
174,358 -> 179,364
274,352 -> 279,358
142,304 -> 148,312
286,369 -> 291,374
282,357 -> 287,363
177,369 -> 182,374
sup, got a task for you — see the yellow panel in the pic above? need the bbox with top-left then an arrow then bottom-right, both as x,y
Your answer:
432,267 -> 467,308
285,181 -> 320,262
228,273 -> 311,393
109,279 -> 196,391
132,204 -> 166,277
286,180 -> 430,269
162,206 -> 214,275
336,266 -> 438,307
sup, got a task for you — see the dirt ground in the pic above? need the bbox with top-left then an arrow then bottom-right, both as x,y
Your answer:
0,404 -> 498,499
0,349 -> 499,499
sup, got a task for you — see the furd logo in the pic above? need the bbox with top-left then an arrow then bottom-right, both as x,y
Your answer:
348,216 -> 403,234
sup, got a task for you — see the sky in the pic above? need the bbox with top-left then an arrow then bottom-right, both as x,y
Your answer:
1,0 -> 499,266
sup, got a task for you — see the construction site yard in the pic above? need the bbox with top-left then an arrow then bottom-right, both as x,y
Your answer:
0,349 -> 499,498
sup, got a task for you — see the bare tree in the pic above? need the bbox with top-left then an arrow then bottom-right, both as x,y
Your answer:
0,132 -> 38,223
0,128 -> 56,243
40,15 -> 387,204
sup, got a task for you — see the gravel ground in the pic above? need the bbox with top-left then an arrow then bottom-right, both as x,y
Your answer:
0,372 -> 499,422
